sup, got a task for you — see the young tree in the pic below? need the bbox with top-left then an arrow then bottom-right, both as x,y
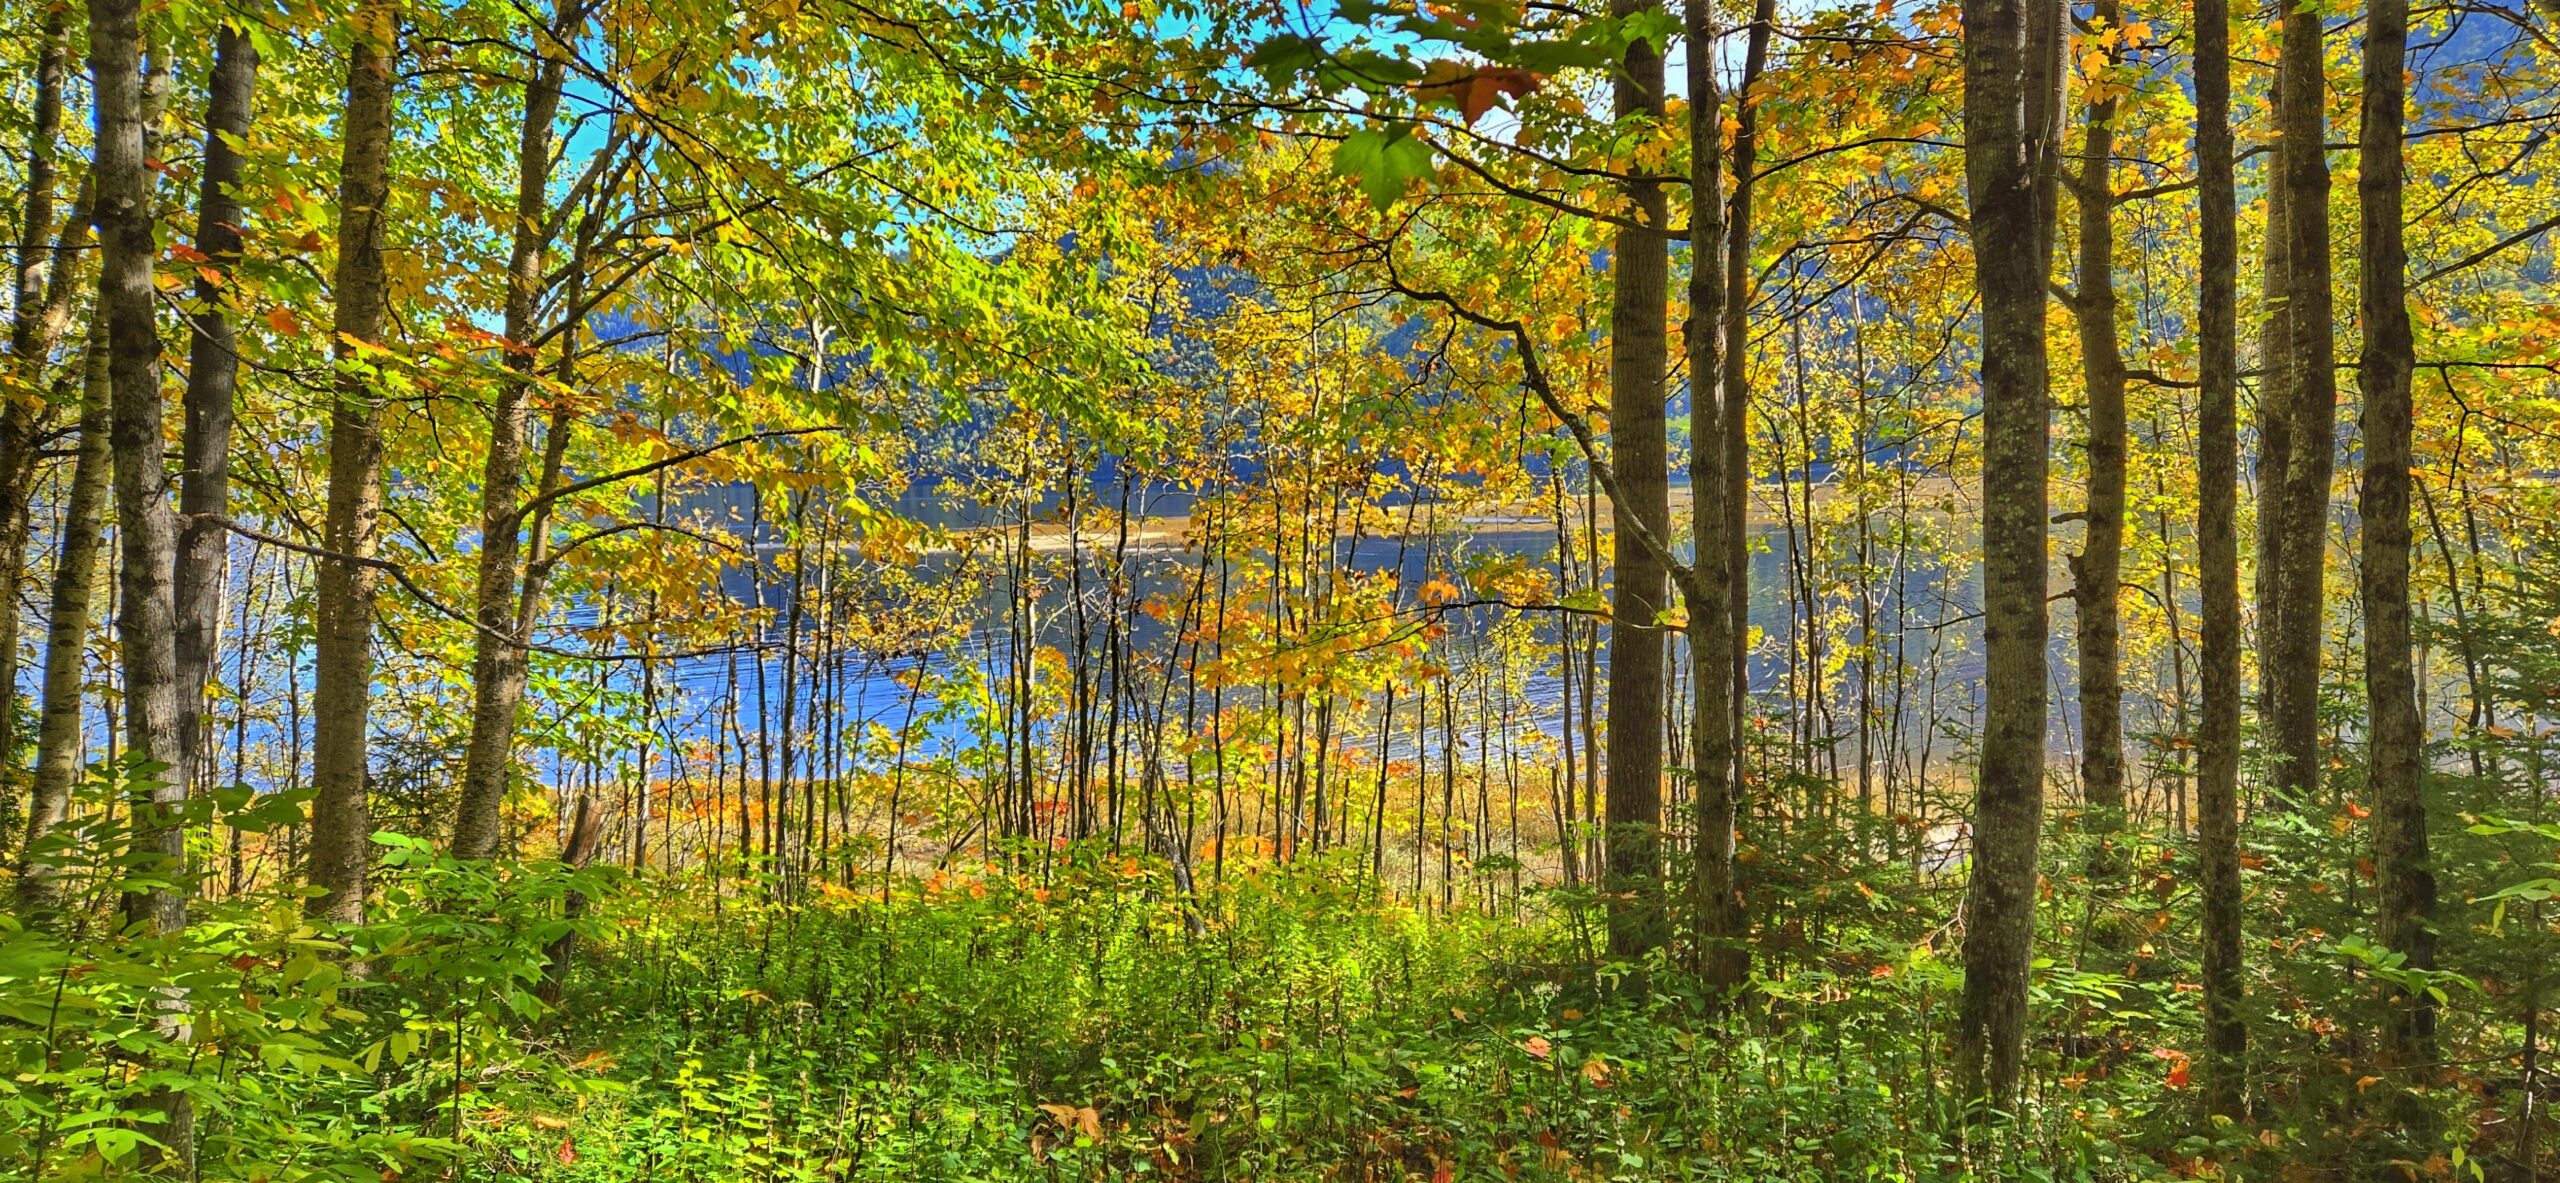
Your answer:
0,4 -> 75,796
2261,0 -> 2337,806
1684,0 -> 1742,987
451,2 -> 583,860
2191,0 -> 2247,1121
1602,0 -> 1673,958
173,21 -> 260,784
14,333 -> 108,917
309,0 -> 400,924
2357,0 -> 2434,1085
2065,0 -> 2128,900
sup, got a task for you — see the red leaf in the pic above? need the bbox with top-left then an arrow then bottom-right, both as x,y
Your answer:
556,1135 -> 577,1164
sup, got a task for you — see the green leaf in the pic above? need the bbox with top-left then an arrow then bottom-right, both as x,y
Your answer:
1332,126 -> 1434,210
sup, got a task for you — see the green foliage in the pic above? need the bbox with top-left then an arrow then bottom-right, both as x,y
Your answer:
0,793 -> 616,1179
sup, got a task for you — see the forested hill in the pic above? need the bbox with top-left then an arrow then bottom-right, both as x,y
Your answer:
0,0 -> 2556,1177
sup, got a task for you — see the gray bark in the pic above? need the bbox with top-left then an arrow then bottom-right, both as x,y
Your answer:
308,1 -> 400,925
90,0 -> 191,1166
174,22 -> 260,789
0,4 -> 73,812
13,331 -> 109,917
1955,0 -> 2065,1110
452,12 -> 576,860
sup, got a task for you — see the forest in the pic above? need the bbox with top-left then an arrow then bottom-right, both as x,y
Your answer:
0,0 -> 2555,1176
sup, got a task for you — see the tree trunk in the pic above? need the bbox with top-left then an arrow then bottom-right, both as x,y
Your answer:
2058,0 -> 2145,969
94,0 -> 186,935
308,1 -> 400,925
90,0 -> 191,1166
2253,126 -> 2291,718
1684,0 -> 1739,987
1688,0 -> 1769,992
2068,0 -> 2127,912
13,332 -> 109,918
2358,0 -> 2435,1094
1956,0 -> 2065,1110
174,20 -> 259,792
0,3 -> 74,815
452,13 -> 574,860
2191,0 -> 2248,1120
1722,0 -> 1773,844
536,794 -> 606,1009
1603,0 -> 1672,959
2263,0 -> 2336,806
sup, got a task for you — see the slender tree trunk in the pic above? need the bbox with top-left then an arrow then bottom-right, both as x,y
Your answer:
452,16 -> 574,859
2068,1 -> 2129,922
2263,0 -> 2337,805
2252,122 -> 2291,713
1603,0 -> 1672,958
174,20 -> 259,792
1955,0 -> 2065,1109
308,1 -> 401,924
13,332 -> 109,917
1685,0 -> 1746,989
2192,0 -> 2248,1118
536,794 -> 605,1009
0,4 -> 75,811
2358,0 -> 2435,1094
90,0 -> 191,1166
1723,0 -> 1773,822
95,0 -> 185,932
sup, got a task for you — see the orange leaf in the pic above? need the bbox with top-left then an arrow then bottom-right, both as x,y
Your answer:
1522,1035 -> 1552,1060
266,306 -> 303,337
